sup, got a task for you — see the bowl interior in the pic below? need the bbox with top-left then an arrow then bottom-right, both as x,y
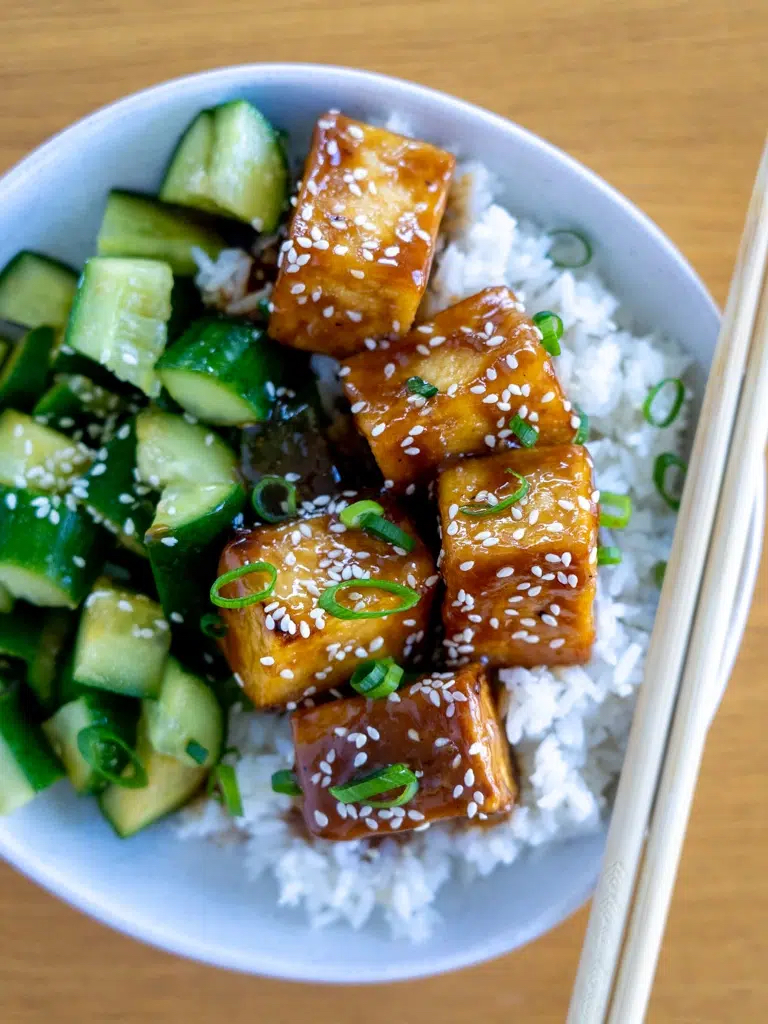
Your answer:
0,64 -> 755,982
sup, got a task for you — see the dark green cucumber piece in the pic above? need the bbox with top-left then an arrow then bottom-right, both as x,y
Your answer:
64,257 -> 173,397
145,656 -> 223,768
0,584 -> 13,614
0,252 -> 78,330
80,419 -> 155,556
0,409 -> 93,492
43,691 -> 138,793
0,339 -> 10,369
167,277 -> 205,343
135,408 -> 245,623
160,102 -> 287,231
0,325 -> 56,409
0,485 -> 103,608
0,605 -> 73,712
72,577 -> 170,698
33,374 -> 124,435
100,711 -> 206,837
155,317 -> 280,425
0,683 -> 63,815
97,191 -> 226,276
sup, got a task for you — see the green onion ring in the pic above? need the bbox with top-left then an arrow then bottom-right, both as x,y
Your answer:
251,475 -> 298,523
460,470 -> 529,517
406,376 -> 439,398
599,491 -> 633,529
653,452 -> 687,510
340,499 -> 384,528
643,378 -> 685,428
317,579 -> 421,620
329,763 -> 419,807
77,726 -> 148,789
359,513 -> 415,552
200,612 -> 228,638
185,739 -> 209,765
509,414 -> 539,448
271,769 -> 303,796
572,405 -> 589,445
597,545 -> 622,566
210,763 -> 243,816
350,657 -> 404,698
210,561 -> 278,609
532,310 -> 564,356
547,230 -> 592,268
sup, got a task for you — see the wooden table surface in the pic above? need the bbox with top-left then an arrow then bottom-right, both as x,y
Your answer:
1,1 -> 767,1020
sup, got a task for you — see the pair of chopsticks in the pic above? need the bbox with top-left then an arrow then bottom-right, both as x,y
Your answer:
567,135 -> 768,1024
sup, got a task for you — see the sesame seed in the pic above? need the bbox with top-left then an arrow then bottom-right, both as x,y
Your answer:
496,567 -> 514,578
280,669 -> 295,679
314,810 -> 329,827
459,560 -> 475,571
453,785 -> 464,799
354,752 -> 368,768
468,742 -> 482,756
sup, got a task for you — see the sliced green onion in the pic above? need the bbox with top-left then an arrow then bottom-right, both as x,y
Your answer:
548,230 -> 592,268
573,405 -> 589,445
599,492 -> 633,529
350,657 -> 404,698
200,613 -> 228,638
359,513 -> 415,553
329,763 -> 419,807
653,452 -> 687,510
340,499 -> 384,528
185,739 -> 208,765
77,726 -> 148,789
251,475 -> 298,523
271,769 -> 302,796
532,310 -> 564,356
318,578 -> 421,620
210,763 -> 243,816
460,470 -> 529,517
654,560 -> 667,587
509,415 -> 539,448
643,378 -> 685,428
597,545 -> 622,566
210,561 -> 278,609
406,376 -> 438,398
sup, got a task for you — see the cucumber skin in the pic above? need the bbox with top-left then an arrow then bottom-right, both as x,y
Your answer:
156,317 -> 280,424
0,606 -> 74,713
145,656 -> 224,768
146,481 -> 245,624
97,191 -> 227,277
0,486 -> 104,609
0,326 -> 56,410
0,684 -> 63,793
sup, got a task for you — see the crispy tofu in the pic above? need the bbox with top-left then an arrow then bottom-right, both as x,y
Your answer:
438,445 -> 599,667
341,287 -> 577,491
216,498 -> 438,708
291,662 -> 517,840
269,112 -> 455,357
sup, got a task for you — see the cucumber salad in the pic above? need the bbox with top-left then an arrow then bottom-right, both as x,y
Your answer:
0,98 -> 685,876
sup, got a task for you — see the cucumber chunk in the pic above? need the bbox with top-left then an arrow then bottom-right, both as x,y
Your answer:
0,683 -> 63,815
81,419 -> 155,556
156,317 -> 280,426
0,325 -> 56,409
64,257 -> 173,397
136,407 -> 239,487
0,485 -> 103,608
0,252 -> 78,330
0,605 -> 73,711
43,691 -> 137,793
160,102 -> 287,231
0,409 -> 93,492
72,577 -> 170,698
97,191 -> 226,276
145,656 -> 223,768
33,374 -> 124,435
0,584 -> 14,614
100,712 -> 205,837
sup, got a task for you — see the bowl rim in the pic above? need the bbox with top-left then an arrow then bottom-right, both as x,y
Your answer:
0,62 -> 763,983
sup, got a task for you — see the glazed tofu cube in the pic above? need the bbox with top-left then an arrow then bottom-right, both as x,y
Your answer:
438,445 -> 598,667
341,287 -> 577,491
216,498 -> 438,708
269,112 -> 455,357
291,662 -> 517,841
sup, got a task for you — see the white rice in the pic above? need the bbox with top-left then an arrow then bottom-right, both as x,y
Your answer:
181,154 -> 692,940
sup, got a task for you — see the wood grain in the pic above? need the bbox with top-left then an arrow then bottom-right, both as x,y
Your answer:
1,1 -> 767,1020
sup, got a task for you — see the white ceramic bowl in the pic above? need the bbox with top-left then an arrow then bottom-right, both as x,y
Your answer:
0,64 -> 763,983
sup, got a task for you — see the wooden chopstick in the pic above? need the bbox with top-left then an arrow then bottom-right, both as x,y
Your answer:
605,243 -> 768,1024
566,135 -> 768,1024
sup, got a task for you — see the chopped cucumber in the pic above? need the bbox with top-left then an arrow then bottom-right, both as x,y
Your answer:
135,408 -> 245,623
43,692 -> 137,793
0,484 -> 103,608
0,340 -> 9,369
72,577 -> 170,698
81,419 -> 155,556
100,713 -> 205,837
0,325 -> 56,409
167,277 -> 205,343
33,374 -> 124,434
0,252 -> 78,330
145,656 -> 223,768
156,317 -> 280,426
0,684 -> 63,815
64,257 -> 173,396
160,102 -> 287,231
0,409 -> 93,492
97,191 -> 226,276
0,605 -> 73,712
0,584 -> 13,614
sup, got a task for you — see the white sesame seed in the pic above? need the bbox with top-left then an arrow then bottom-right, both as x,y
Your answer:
496,567 -> 515,578
550,638 -> 566,649
354,752 -> 368,768
314,810 -> 329,827
453,785 -> 464,799
468,742 -> 483,756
